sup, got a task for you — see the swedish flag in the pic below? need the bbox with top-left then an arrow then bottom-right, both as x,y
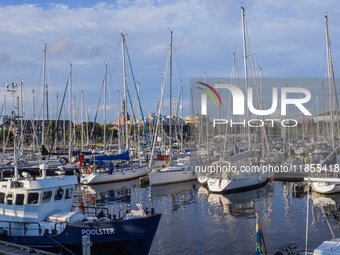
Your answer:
256,215 -> 264,255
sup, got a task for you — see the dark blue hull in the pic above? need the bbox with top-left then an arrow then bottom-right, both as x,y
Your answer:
0,214 -> 161,255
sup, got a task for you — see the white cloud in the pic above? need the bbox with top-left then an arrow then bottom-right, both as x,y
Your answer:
48,40 -> 73,54
0,51 -> 10,62
0,0 -> 339,122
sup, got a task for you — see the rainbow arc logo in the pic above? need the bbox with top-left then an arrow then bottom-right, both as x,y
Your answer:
196,82 -> 222,106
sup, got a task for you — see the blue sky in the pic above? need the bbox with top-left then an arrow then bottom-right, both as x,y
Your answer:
0,0 -> 340,122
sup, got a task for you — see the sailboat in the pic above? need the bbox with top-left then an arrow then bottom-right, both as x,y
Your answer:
207,159 -> 269,193
304,177 -> 340,194
149,31 -> 198,186
206,7 -> 269,193
80,32 -> 148,185
306,15 -> 340,195
0,82 -> 161,254
149,156 -> 197,185
80,149 -> 148,185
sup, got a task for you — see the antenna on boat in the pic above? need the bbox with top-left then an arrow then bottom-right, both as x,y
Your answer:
6,81 -> 20,181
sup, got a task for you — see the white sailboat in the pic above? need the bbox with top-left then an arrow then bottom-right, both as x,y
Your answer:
80,32 -> 149,185
149,157 -> 197,186
148,31 -> 198,186
206,7 -> 269,193
80,149 -> 148,185
207,168 -> 269,193
304,177 -> 340,194
307,15 -> 340,194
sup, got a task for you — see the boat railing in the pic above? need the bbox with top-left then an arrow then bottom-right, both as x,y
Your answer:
73,206 -> 110,218
73,205 -> 132,220
54,221 -> 67,232
0,220 -> 42,236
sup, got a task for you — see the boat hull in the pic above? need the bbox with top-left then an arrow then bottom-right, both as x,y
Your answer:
312,182 -> 340,194
149,169 -> 197,186
0,214 -> 161,255
207,172 -> 268,193
80,166 -> 148,185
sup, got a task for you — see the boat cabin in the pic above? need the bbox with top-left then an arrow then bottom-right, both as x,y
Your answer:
0,174 -> 78,222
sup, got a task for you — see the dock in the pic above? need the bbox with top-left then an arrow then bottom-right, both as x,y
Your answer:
0,240 -> 57,255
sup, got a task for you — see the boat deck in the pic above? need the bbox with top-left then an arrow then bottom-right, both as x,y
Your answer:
0,240 -> 57,255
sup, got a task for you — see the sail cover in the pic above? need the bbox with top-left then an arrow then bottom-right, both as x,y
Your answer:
95,150 -> 130,161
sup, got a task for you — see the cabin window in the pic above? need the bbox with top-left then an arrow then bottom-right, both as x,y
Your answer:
54,188 -> 64,201
42,191 -> 52,203
27,193 -> 39,205
7,193 -> 13,205
0,193 -> 4,203
65,188 -> 73,199
15,194 -> 25,205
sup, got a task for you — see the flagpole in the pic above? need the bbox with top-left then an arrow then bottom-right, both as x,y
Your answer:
256,210 -> 267,255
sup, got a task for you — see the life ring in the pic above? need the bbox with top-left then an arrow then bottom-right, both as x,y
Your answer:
88,195 -> 94,202
87,168 -> 93,174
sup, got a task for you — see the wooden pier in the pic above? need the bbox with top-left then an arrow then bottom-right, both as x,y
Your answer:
0,240 -> 57,255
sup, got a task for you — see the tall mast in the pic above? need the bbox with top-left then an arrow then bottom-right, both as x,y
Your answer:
180,79 -> 183,154
169,30 -> 173,157
322,83 -> 328,137
86,109 -> 89,146
73,97 -> 76,145
68,63 -> 72,161
241,6 -> 251,151
55,92 -> 58,150
259,65 -> 263,109
316,96 -> 319,144
2,95 -> 5,153
81,90 -> 84,150
117,90 -> 121,153
259,66 -> 265,157
32,90 -> 36,154
325,15 -> 335,150
103,63 -> 107,153
20,80 -> 23,156
137,81 -> 140,159
204,72 -> 209,159
6,82 -> 18,180
63,103 -> 66,147
121,31 -> 129,151
46,84 -> 49,121
42,42 -> 47,145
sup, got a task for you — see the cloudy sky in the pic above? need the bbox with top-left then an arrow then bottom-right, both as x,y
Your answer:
0,0 -> 339,122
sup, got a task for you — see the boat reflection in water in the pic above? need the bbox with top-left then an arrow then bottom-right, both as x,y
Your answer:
207,184 -> 274,217
150,180 -> 199,212
82,179 -> 139,201
81,179 -> 140,217
311,191 -> 340,223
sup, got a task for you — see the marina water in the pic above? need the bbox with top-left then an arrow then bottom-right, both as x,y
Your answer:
82,180 -> 340,254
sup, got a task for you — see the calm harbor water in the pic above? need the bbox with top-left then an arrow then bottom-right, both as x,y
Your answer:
82,180 -> 340,254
